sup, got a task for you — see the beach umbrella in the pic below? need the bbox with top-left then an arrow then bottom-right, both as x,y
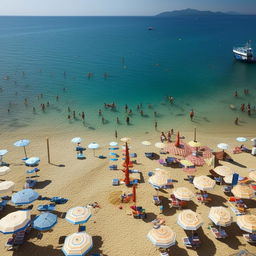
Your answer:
141,141 -> 151,146
214,166 -> 234,177
13,139 -> 30,158
0,149 -> 8,166
65,207 -> 92,225
0,210 -> 31,234
109,141 -> 118,147
71,137 -> 82,143
237,215 -> 256,233
217,143 -> 229,150
186,155 -> 205,166
236,137 -> 247,142
223,175 -> 234,184
62,232 -> 93,256
124,142 -> 130,167
33,212 -> 57,231
0,166 -> 11,176
251,138 -> 256,147
155,142 -> 166,149
0,181 -> 15,194
188,141 -> 201,148
249,170 -> 256,182
231,184 -> 254,199
193,175 -> 216,191
147,226 -> 176,248
175,131 -> 180,147
149,170 -> 169,189
88,143 -> 99,157
177,210 -> 203,231
198,146 -> 213,159
173,187 -> 194,201
12,188 -> 39,205
120,137 -> 131,143
208,207 -> 232,227
25,157 -> 40,166
165,142 -> 192,157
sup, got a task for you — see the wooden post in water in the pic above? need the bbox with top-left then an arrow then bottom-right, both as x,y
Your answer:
46,137 -> 51,164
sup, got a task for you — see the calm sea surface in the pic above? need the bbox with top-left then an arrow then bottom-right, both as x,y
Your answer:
0,16 -> 256,134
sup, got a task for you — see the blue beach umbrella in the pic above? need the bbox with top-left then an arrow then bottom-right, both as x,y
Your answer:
12,189 -> 39,205
88,143 -> 99,157
0,150 -> 8,156
71,137 -> 82,143
33,212 -> 57,231
25,157 -> 40,166
13,139 -> 30,159
236,137 -> 247,142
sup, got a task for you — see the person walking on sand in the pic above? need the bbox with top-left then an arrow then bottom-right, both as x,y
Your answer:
167,131 -> 171,142
234,117 -> 239,125
160,132 -> 167,142
189,109 -> 194,121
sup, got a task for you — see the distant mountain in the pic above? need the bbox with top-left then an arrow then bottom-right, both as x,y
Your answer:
156,8 -> 240,17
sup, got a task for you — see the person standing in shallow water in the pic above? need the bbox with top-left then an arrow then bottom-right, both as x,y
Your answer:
235,117 -> 239,125
81,112 -> 85,121
154,121 -> 157,130
115,130 -> 118,139
126,116 -> 130,125
190,109 -> 194,121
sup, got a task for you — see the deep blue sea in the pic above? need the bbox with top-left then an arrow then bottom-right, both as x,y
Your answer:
0,16 -> 256,134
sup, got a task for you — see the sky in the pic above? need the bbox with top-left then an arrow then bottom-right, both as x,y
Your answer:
0,0 -> 255,16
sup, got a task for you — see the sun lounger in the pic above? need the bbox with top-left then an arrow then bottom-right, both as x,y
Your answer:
210,227 -> 227,239
145,152 -> 154,158
77,153 -> 85,159
110,158 -> 118,161
243,234 -> 256,244
183,235 -> 201,248
112,179 -> 119,186
24,179 -> 37,189
5,231 -> 26,250
26,168 -> 40,175
130,179 -> 139,185
153,195 -> 161,205
0,199 -> 8,211
37,204 -> 55,211
130,153 -> 137,158
229,205 -> 245,216
98,155 -> 106,159
109,165 -> 117,170
129,169 -> 139,173
109,152 -> 118,157
108,147 -> 119,150
50,197 -> 68,204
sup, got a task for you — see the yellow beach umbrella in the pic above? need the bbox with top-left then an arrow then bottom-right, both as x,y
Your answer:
231,184 -> 254,199
0,181 -> 15,194
193,175 -> 216,191
177,210 -> 203,230
141,141 -> 151,146
237,215 -> 256,233
188,141 -> 201,148
155,142 -> 166,149
147,225 -> 176,248
173,187 -> 194,201
180,160 -> 194,167
208,207 -> 232,227
120,137 -> 131,143
214,166 -> 234,177
249,170 -> 256,182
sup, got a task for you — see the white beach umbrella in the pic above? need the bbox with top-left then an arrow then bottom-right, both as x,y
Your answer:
142,141 -> 152,146
109,142 -> 118,147
217,143 -> 229,150
214,166 -> 234,177
236,137 -> 247,142
155,142 -> 166,149
231,184 -> 254,199
249,170 -> 256,182
237,215 -> 256,233
62,232 -> 93,256
120,137 -> 131,143
0,166 -> 11,176
188,141 -> 201,148
147,225 -> 176,248
88,143 -> 99,157
173,187 -> 194,201
0,210 -> 31,234
193,175 -> 216,191
208,207 -> 232,227
71,137 -> 82,143
0,181 -> 15,194
177,210 -> 203,231
0,150 -> 8,156
65,206 -> 92,225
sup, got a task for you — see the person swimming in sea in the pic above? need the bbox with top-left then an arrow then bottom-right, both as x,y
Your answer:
190,109 -> 194,121
140,110 -> 144,116
116,117 -> 120,124
99,109 -> 102,116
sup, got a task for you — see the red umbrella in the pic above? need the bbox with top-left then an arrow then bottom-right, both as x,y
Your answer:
122,142 -> 132,167
124,165 -> 130,186
132,184 -> 136,203
165,142 -> 192,157
175,131 -> 180,147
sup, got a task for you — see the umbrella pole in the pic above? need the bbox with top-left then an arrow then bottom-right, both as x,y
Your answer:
46,137 -> 51,164
194,128 -> 197,142
93,149 -> 95,157
23,146 -> 27,158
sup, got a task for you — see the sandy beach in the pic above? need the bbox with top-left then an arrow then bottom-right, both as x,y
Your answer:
0,125 -> 255,256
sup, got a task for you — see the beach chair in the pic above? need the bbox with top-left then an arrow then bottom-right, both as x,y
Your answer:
78,225 -> 86,232
24,179 -> 37,189
98,155 -> 106,159
110,158 -> 118,161
243,234 -> 256,244
129,169 -> 139,173
130,179 -> 139,185
37,204 -> 55,211
153,195 -> 161,205
130,153 -> 137,158
112,179 -> 119,186
5,231 -> 26,250
26,168 -> 40,176
183,235 -> 201,249
108,147 -> 119,150
50,197 -> 68,204
0,199 -> 8,211
158,159 -> 166,166
210,227 -> 228,239
145,152 -> 154,159
109,165 -> 117,170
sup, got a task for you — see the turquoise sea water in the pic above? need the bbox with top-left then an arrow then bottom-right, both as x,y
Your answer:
0,16 -> 256,134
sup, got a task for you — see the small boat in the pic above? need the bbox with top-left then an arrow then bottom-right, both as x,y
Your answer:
148,27 -> 154,30
233,41 -> 256,63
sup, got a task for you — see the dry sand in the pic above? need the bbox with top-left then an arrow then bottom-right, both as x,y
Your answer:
0,126 -> 255,256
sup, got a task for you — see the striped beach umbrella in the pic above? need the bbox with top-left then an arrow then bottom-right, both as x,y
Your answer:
186,155 -> 205,166
173,187 -> 194,201
62,232 -> 93,256
249,170 -> 256,182
237,215 -> 256,233
231,184 -> 254,199
188,141 -> 201,148
0,166 -> 11,176
0,181 -> 15,194
12,189 -> 39,205
165,142 -> 192,157
33,212 -> 57,231
148,170 -> 169,189
214,166 -> 234,177
109,141 -> 118,147
208,207 -> 232,227
177,210 -> 203,231
147,225 -> 176,248
236,137 -> 247,142
193,175 -> 216,191
65,207 -> 92,225
0,210 -> 31,234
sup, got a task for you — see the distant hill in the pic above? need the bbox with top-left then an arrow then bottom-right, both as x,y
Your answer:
156,8 -> 240,17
